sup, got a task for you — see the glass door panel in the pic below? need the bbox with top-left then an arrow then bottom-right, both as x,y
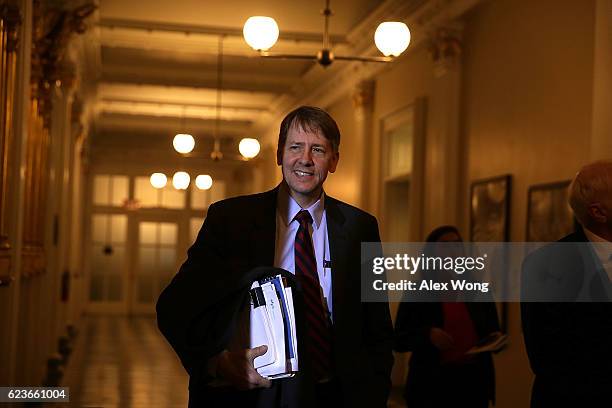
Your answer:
88,214 -> 128,311
132,221 -> 178,314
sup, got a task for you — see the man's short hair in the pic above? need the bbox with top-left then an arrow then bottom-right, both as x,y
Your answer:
277,106 -> 341,154
569,160 -> 612,225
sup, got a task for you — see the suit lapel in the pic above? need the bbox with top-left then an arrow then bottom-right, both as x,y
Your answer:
251,187 -> 279,267
325,197 -> 349,318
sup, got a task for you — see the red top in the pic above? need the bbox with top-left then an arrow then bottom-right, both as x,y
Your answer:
440,302 -> 479,364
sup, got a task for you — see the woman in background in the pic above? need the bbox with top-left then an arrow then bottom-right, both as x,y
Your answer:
394,225 -> 501,408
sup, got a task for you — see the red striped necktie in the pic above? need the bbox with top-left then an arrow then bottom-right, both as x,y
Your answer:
293,210 -> 333,381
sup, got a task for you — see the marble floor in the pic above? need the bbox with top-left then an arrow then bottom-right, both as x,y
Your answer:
67,316 -> 189,408
63,315 -> 406,408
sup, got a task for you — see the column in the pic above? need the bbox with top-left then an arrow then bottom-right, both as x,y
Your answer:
6,0 -> 32,386
46,61 -> 77,366
425,24 -> 464,232
352,80 -> 375,211
67,95 -> 85,326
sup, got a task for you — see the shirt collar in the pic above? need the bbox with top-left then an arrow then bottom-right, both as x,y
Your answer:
277,183 -> 325,230
584,227 -> 612,264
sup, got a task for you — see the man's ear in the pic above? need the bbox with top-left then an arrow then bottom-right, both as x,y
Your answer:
276,149 -> 282,166
329,151 -> 339,173
589,203 -> 608,223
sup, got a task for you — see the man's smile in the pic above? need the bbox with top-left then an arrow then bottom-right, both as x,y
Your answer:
294,170 -> 314,177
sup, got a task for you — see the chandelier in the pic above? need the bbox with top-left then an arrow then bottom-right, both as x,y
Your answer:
212,36 -> 261,161
243,0 -> 411,67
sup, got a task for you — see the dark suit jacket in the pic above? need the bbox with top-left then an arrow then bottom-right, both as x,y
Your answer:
156,187 -> 393,407
394,301 -> 499,404
521,228 -> 612,407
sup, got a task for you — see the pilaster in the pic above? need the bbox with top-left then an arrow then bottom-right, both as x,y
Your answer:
352,80 -> 375,210
425,24 -> 464,232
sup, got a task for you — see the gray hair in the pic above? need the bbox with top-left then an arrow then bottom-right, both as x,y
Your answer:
568,160 -> 612,226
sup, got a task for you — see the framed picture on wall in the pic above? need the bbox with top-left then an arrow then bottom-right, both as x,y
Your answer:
470,174 -> 512,242
526,180 -> 576,242
469,174 -> 512,332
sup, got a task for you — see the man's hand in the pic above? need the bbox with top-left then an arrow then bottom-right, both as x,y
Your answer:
429,327 -> 454,351
216,345 -> 272,390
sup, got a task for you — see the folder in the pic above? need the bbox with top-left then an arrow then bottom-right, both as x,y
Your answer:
466,332 -> 508,355
248,274 -> 299,379
250,283 -> 276,369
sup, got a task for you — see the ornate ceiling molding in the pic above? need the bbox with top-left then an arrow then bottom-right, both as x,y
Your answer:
31,0 -> 96,127
1,3 -> 22,53
428,24 -> 463,77
352,80 -> 375,110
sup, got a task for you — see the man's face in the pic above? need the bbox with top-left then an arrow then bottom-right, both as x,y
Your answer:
277,124 -> 339,208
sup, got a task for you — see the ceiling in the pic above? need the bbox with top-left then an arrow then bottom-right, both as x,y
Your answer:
99,0 -> 383,35
89,0 -> 386,156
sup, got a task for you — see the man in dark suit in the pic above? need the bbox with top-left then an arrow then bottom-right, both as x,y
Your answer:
521,160 -> 612,407
156,106 -> 393,407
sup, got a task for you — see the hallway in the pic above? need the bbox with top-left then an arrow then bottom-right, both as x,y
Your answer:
67,316 -> 188,408
2,1 -> 612,407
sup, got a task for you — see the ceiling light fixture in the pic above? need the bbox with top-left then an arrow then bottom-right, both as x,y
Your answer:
173,106 -> 195,154
243,16 -> 279,51
195,174 -> 213,190
211,36 -> 224,161
173,133 -> 195,154
374,22 -> 411,57
172,171 -> 190,190
243,0 -> 411,67
150,173 -> 167,189
208,36 -> 262,162
239,138 -> 261,160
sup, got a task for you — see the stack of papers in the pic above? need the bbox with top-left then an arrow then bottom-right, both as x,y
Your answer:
466,332 -> 508,355
249,275 -> 298,379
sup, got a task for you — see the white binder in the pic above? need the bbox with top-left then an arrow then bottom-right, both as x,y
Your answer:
248,275 -> 299,378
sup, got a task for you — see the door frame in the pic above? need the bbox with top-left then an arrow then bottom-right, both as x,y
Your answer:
127,209 -> 189,315
86,209 -> 131,315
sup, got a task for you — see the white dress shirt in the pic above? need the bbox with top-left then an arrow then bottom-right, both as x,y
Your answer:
584,227 -> 612,282
274,184 -> 333,320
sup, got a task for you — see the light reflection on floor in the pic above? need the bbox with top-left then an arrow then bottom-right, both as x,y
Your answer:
67,316 -> 408,407
71,316 -> 188,408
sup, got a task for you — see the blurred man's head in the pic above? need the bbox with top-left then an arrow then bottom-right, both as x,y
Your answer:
276,106 -> 340,208
569,160 -> 612,239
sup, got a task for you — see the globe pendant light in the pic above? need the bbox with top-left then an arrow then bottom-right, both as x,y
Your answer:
173,106 -> 195,154
150,173 -> 167,189
195,175 -> 213,190
239,138 -> 261,159
243,16 -> 279,51
211,37 -> 225,161
172,171 -> 190,190
374,22 -> 411,57
243,0 -> 411,66
173,133 -> 195,154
